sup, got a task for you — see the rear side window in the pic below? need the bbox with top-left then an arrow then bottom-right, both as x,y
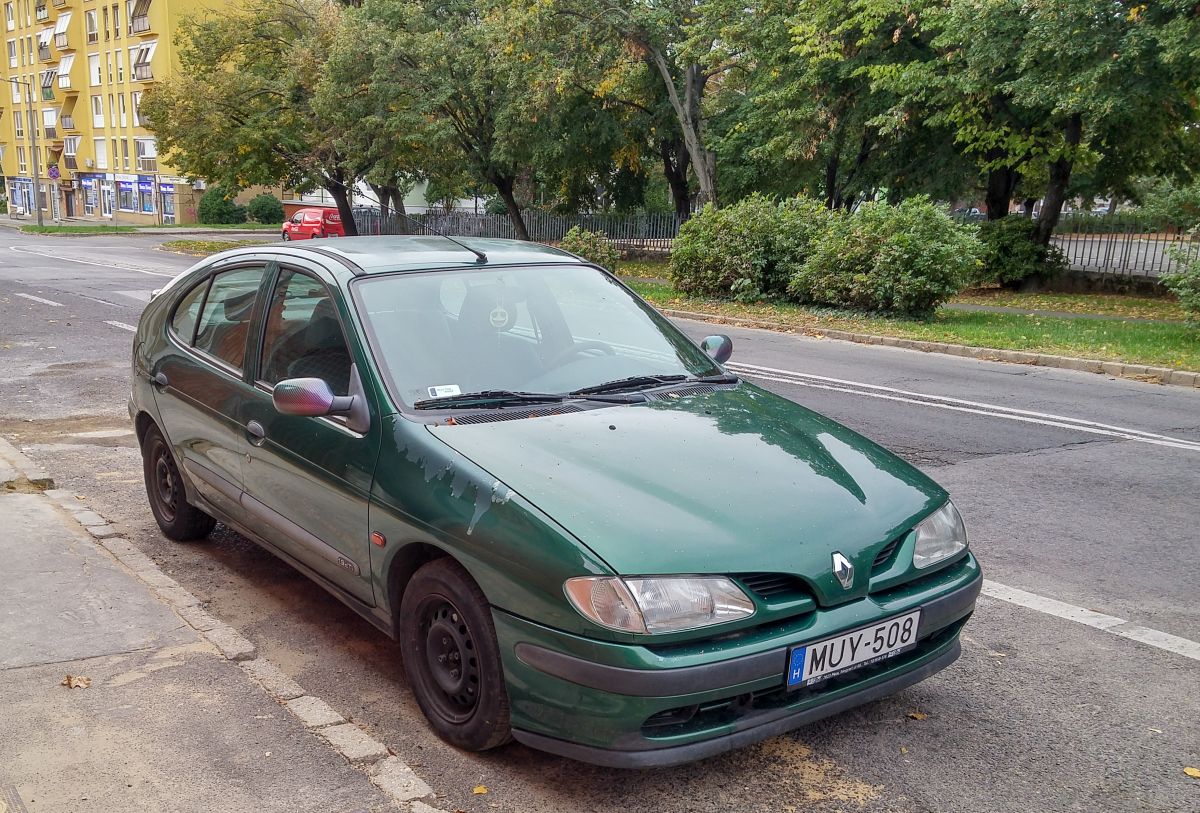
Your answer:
170,278 -> 209,343
192,267 -> 265,371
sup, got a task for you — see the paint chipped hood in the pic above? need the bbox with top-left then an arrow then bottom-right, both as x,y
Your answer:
427,385 -> 946,604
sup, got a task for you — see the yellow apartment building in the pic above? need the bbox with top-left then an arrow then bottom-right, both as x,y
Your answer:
1,0 -> 214,224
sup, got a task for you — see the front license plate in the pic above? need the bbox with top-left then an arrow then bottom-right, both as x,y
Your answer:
786,610 -> 922,689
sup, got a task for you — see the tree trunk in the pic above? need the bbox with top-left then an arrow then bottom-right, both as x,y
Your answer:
386,185 -> 408,234
659,139 -> 691,219
985,165 -> 1019,220
824,150 -> 842,209
492,175 -> 529,241
647,50 -> 716,207
325,180 -> 358,237
368,183 -> 391,218
1021,198 -> 1037,218
1032,114 -> 1083,246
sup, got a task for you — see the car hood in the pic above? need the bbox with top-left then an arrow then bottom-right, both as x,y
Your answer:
427,384 -> 945,604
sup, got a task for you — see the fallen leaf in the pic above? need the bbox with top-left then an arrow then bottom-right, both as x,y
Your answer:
61,674 -> 91,689
907,711 -> 928,721
900,746 -> 909,754
472,785 -> 488,795
1184,767 -> 1200,779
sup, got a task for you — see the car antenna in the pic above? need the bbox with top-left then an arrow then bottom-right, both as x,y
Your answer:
391,212 -> 487,263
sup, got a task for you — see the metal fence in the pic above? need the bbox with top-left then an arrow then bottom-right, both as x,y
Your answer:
351,208 -> 1197,277
1050,217 -> 1198,278
353,210 -> 681,254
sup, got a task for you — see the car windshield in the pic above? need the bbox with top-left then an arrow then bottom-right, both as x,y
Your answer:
354,263 -> 722,407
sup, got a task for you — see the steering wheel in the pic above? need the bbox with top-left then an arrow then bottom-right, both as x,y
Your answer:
546,340 -> 616,369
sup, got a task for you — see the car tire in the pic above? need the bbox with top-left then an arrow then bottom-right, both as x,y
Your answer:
281,231 -> 290,241
400,558 -> 512,752
141,424 -> 216,541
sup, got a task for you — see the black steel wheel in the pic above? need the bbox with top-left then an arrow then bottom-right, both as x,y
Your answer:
400,558 -> 511,751
141,424 -> 215,541
281,231 -> 291,241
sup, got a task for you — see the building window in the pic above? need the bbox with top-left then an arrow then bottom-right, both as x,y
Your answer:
135,136 -> 155,171
88,53 -> 100,86
93,136 -> 107,168
7,38 -> 15,68
118,92 -> 126,126
63,135 -> 79,169
115,48 -> 123,82
101,5 -> 109,41
110,137 -> 117,170
52,10 -> 69,49
86,10 -> 99,44
139,181 -> 154,213
131,39 -> 153,80
14,108 -> 23,136
130,89 -> 141,125
131,0 -> 149,34
56,53 -> 72,87
108,92 -> 114,126
4,3 -> 12,32
111,3 -> 120,39
118,180 -> 136,211
91,93 -> 103,126
17,145 -> 26,173
121,136 -> 129,170
106,52 -> 112,84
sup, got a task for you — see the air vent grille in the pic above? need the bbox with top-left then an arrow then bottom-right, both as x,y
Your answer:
447,404 -> 584,425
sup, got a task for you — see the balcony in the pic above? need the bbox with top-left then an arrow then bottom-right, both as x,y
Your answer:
52,0 -> 67,7
60,114 -> 75,129
137,157 -> 157,172
131,15 -> 151,35
55,32 -> 70,49
64,155 -> 78,169
87,30 -> 98,44
44,125 -> 57,139
38,45 -> 51,61
35,5 -> 48,22
133,63 -> 152,81
40,86 -> 54,101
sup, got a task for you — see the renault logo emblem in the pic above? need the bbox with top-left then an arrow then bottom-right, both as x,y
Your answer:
832,552 -> 854,590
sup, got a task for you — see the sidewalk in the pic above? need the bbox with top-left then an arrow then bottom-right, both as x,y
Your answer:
0,439 -> 429,813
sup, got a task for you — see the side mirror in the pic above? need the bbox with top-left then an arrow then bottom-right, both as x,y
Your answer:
272,378 -> 354,418
700,334 -> 733,364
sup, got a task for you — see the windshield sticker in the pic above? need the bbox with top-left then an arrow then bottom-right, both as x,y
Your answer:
489,305 -> 510,328
427,384 -> 462,399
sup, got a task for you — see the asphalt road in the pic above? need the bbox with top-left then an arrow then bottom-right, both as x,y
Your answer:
1,230 -> 1198,813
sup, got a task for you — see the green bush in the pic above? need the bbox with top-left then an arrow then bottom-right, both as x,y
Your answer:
1163,232 -> 1200,321
197,187 -> 247,225
246,193 -> 284,224
559,226 -> 619,271
978,216 -> 1068,288
788,197 -> 982,317
670,194 -> 827,301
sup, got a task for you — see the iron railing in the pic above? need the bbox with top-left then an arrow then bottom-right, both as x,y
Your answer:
352,210 -> 681,254
1050,215 -> 1198,278
54,32 -> 68,49
131,15 -> 150,34
133,62 -> 152,80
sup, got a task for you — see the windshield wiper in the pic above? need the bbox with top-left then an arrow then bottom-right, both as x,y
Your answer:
570,374 -> 688,396
413,390 -> 567,410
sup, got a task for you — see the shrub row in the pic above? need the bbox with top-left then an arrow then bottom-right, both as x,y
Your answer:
670,196 -> 984,317
197,188 -> 284,225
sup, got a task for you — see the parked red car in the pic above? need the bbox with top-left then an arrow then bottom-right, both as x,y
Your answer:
281,208 -> 344,240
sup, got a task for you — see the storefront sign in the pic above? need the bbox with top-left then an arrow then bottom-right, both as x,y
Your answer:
137,180 -> 154,193
160,183 -> 175,193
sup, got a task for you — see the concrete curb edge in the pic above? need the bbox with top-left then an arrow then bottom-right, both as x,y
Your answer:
7,462 -> 447,812
658,307 -> 1200,389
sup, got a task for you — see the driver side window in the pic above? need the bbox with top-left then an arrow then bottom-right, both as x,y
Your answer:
259,269 -> 353,396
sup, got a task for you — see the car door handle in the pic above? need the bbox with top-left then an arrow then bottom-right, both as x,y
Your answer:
245,420 -> 267,446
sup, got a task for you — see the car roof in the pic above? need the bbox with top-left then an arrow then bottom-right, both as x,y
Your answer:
284,235 -> 583,276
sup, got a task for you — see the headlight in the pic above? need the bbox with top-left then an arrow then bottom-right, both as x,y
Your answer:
912,500 -> 968,569
564,576 -> 755,634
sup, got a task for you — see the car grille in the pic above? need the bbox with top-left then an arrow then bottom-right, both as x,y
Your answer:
447,405 -> 584,425
872,534 -> 904,572
739,573 -> 812,603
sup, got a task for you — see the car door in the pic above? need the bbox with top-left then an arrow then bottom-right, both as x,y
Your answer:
151,263 -> 269,515
284,213 -> 302,238
238,262 -> 380,603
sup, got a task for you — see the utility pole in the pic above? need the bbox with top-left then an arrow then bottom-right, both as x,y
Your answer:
9,78 -> 44,227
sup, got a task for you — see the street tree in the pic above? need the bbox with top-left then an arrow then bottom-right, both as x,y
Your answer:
140,0 -> 362,233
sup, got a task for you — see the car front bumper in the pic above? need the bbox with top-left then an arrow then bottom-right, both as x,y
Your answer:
494,554 -> 981,768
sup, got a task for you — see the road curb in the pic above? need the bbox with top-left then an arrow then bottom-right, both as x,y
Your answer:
658,307 -> 1200,389
16,464 -> 448,812
0,437 -> 54,490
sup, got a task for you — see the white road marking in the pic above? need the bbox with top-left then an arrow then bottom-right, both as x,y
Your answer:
103,320 -> 137,332
728,361 -> 1200,453
9,245 -> 178,277
14,292 -> 63,307
982,579 -> 1200,662
116,289 -> 154,303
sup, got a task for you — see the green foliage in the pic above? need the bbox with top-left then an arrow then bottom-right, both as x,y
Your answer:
245,193 -> 283,224
788,198 -> 982,316
1163,234 -> 1200,321
670,195 -> 828,302
1132,177 -> 1200,231
978,216 -> 1068,287
197,188 -> 247,225
559,227 -> 619,271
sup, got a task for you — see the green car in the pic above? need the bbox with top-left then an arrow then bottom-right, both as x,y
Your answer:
130,236 -> 980,768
